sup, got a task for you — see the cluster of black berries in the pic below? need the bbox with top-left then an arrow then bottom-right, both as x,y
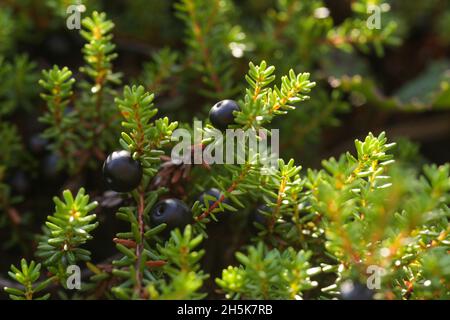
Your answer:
102,100 -> 240,234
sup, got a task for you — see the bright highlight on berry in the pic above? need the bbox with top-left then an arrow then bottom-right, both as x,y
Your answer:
150,198 -> 192,234
209,99 -> 240,130
103,150 -> 143,192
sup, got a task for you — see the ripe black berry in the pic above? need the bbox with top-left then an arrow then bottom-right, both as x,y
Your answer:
209,99 -> 240,131
340,280 -> 374,300
103,150 -> 142,193
150,199 -> 192,234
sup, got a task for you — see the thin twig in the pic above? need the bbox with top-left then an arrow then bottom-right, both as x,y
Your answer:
196,164 -> 250,221
133,190 -> 146,297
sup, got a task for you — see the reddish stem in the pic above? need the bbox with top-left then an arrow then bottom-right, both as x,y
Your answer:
195,165 -> 250,221
133,190 -> 145,297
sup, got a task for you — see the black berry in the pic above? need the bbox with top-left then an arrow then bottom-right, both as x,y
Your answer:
103,150 -> 142,192
209,99 -> 240,131
340,280 -> 374,300
150,198 -> 192,234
